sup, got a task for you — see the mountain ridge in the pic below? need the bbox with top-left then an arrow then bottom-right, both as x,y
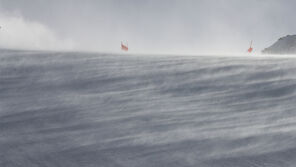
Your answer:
262,35 -> 296,54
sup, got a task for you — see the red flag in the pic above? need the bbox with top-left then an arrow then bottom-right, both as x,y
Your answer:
247,41 -> 253,53
121,42 -> 128,51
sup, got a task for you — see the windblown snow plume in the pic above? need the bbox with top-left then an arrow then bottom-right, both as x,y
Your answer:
0,14 -> 75,51
1,50 -> 296,167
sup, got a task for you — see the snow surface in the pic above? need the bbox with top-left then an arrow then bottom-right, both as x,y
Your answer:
1,50 -> 296,166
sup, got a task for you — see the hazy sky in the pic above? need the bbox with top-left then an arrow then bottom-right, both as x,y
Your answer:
0,0 -> 295,54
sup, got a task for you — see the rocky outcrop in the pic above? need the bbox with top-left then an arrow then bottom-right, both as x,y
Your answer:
262,35 -> 296,54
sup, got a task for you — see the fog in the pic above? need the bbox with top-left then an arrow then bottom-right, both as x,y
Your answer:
0,0 -> 295,54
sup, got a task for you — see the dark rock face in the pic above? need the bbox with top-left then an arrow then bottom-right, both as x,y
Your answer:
262,35 -> 296,54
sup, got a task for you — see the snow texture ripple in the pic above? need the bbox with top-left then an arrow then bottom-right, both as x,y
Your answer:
1,50 -> 296,167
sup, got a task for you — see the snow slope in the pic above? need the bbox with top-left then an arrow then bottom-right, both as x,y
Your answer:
1,50 -> 296,166
263,35 -> 296,54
